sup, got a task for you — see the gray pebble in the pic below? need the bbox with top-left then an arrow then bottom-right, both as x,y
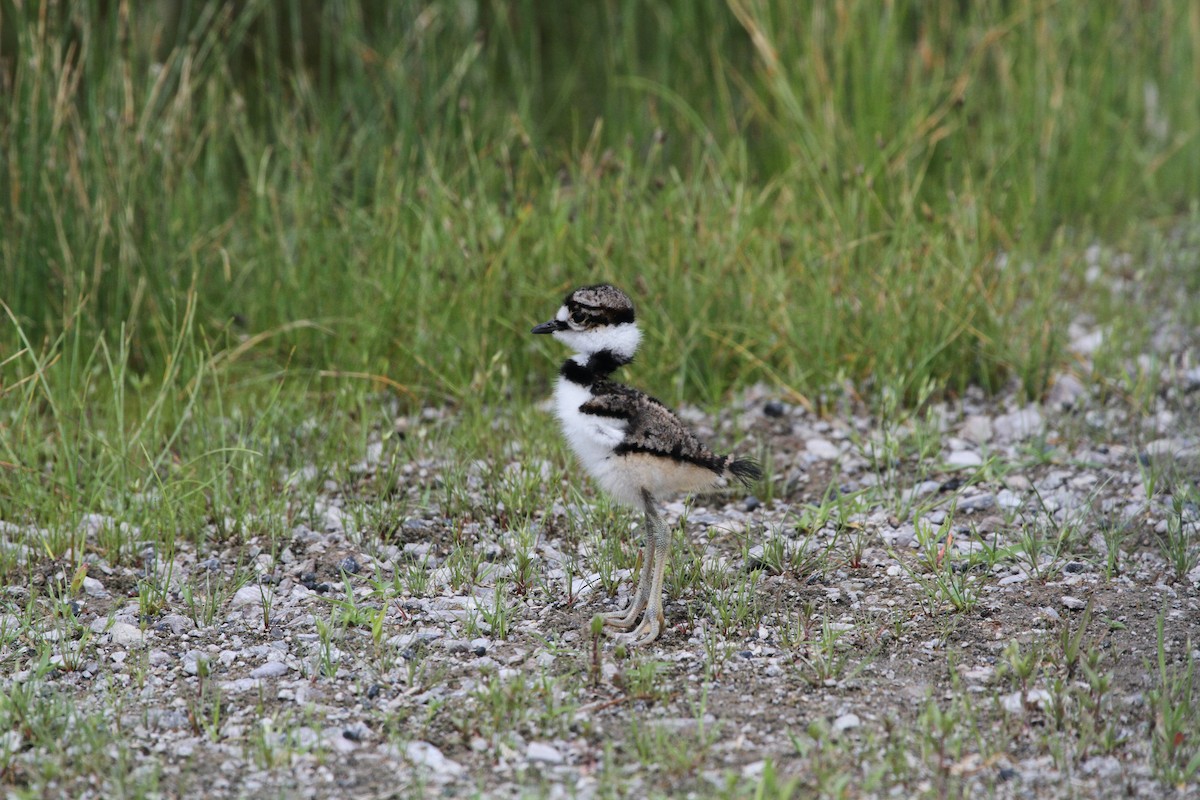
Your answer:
832,712 -> 861,733
109,621 -> 145,647
527,741 -> 565,764
946,450 -> 983,468
250,661 -> 289,679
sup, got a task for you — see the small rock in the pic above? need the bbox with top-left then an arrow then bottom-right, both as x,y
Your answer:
763,401 -> 786,418
250,661 -> 289,679
910,480 -> 941,498
81,577 -> 108,598
1047,373 -> 1087,408
147,709 -> 190,730
938,477 -> 964,493
230,585 -> 267,609
993,407 -> 1043,442
959,493 -> 995,512
527,741 -> 564,764
996,490 -> 1024,512
343,722 -> 371,743
156,614 -> 196,635
0,731 -> 22,754
219,677 -> 260,693
1070,328 -> 1104,356
1061,596 -> 1086,611
1081,755 -> 1122,778
1001,689 -> 1051,713
961,415 -> 993,444
744,544 -> 779,573
405,741 -> 464,778
805,438 -> 840,460
945,451 -> 983,468
182,651 -> 208,676
293,727 -> 321,749
109,621 -> 145,647
961,665 -> 994,683
832,713 -> 861,733
338,557 -> 361,575
881,525 -> 916,549
1004,475 -> 1032,492
1144,439 -> 1186,459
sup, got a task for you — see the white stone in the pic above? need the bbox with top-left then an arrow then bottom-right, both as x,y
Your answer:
81,577 -> 108,598
406,741 -> 465,778
1081,755 -> 1123,778
960,415 -> 993,444
832,712 -> 861,733
1144,438 -> 1186,458
1070,328 -> 1104,356
219,678 -> 260,693
945,450 -> 983,468
250,661 -> 289,679
109,621 -> 145,647
993,407 -> 1043,442
1047,373 -> 1086,408
527,741 -> 564,764
1004,475 -> 1032,491
961,665 -> 994,683
996,490 -> 1024,511
230,585 -> 268,609
1061,596 -> 1086,611
959,493 -> 995,512
881,525 -> 915,549
805,438 -> 840,460
1001,689 -> 1052,713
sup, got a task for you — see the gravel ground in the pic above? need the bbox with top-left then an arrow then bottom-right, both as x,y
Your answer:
2,317 -> 1199,799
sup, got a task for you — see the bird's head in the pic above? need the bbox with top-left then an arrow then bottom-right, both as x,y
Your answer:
532,284 -> 642,363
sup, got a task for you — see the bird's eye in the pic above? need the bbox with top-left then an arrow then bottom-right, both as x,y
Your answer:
569,311 -> 586,327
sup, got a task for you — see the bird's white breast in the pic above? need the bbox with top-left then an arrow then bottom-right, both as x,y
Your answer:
552,377 -> 642,506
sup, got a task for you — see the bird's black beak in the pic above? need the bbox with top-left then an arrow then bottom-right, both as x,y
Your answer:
531,320 -> 560,335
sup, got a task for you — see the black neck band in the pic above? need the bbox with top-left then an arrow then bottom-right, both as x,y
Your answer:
559,349 -> 630,385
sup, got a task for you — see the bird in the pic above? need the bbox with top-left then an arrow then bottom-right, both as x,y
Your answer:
532,284 -> 762,645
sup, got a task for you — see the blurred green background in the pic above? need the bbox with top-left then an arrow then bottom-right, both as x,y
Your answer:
4,1 -> 1198,405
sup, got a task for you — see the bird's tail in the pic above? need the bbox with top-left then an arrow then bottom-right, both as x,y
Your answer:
725,457 -> 763,487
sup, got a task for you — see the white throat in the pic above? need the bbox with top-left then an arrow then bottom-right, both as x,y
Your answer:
555,321 -> 641,362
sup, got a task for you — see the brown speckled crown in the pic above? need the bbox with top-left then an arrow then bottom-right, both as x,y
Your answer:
565,284 -> 635,326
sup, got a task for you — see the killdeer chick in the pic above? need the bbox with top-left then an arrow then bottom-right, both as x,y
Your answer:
532,284 -> 761,645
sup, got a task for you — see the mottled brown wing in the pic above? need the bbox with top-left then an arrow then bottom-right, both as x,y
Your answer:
580,383 -> 726,473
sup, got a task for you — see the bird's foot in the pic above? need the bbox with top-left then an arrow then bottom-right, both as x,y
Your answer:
614,609 -> 664,647
601,601 -> 646,631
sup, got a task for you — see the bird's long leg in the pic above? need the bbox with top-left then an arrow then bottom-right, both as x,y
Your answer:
621,491 -> 669,646
602,503 -> 655,630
